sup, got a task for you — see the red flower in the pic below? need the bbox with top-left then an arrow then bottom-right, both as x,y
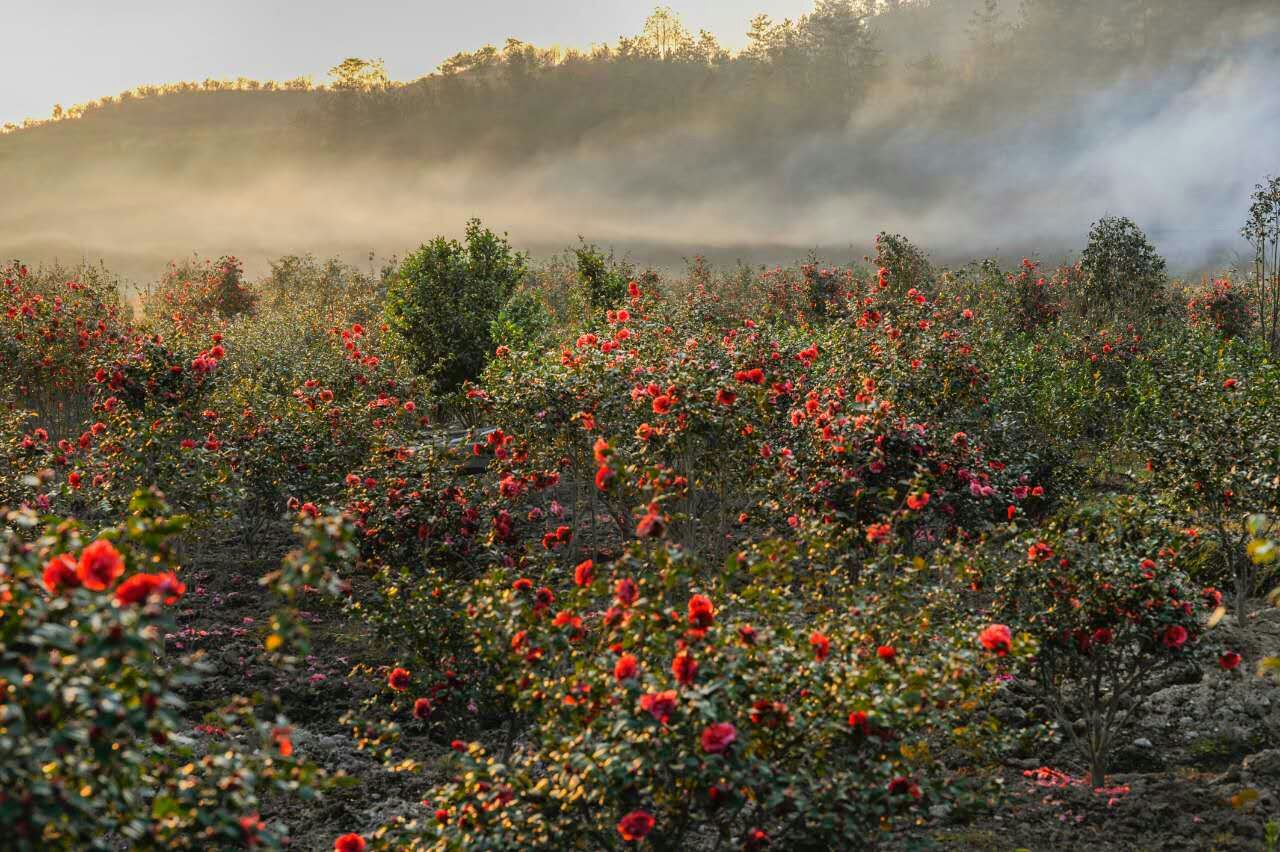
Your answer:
652,395 -> 673,415
687,594 -> 715,629
114,572 -> 185,606
413,697 -> 434,719
388,667 -> 411,690
848,710 -> 870,736
574,559 -> 594,587
616,577 -> 638,606
636,507 -> 666,539
614,653 -> 639,681
1027,541 -> 1054,562
639,690 -> 678,724
672,651 -> 698,685
1223,378 -> 1238,389
865,523 -> 891,545
701,722 -> 737,754
1219,651 -> 1242,670
334,834 -> 366,852
595,465 -> 615,491
877,645 -> 897,662
617,810 -> 655,842
887,777 -> 922,799
716,388 -> 736,406
809,631 -> 830,661
906,492 -> 930,511
735,368 -> 765,385
749,699 -> 789,728
42,554 -> 80,594
1161,625 -> 1188,650
77,539 -> 124,591
979,624 -> 1012,656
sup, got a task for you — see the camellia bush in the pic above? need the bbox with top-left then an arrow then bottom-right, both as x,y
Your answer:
990,496 -> 1216,787
0,492 -> 321,849
385,219 -> 527,392
363,535 -> 1009,850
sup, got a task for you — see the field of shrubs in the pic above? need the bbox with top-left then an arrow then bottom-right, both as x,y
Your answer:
4,192 -> 1280,850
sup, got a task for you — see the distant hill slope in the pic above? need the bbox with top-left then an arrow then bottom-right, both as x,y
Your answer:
2,0 -> 1276,279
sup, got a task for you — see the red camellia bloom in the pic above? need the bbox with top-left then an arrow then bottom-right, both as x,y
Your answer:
749,699 -> 789,728
848,709 -> 871,736
887,777 -> 922,799
877,645 -> 897,662
687,594 -> 715,629
574,559 -> 594,587
639,690 -> 678,724
1219,651 -> 1242,670
1161,625 -> 1188,650
810,631 -> 831,661
636,508 -> 666,539
413,697 -> 434,719
979,624 -> 1012,656
672,651 -> 698,685
114,572 -> 186,606
614,653 -> 639,681
334,834 -> 366,852
42,554 -> 80,594
1223,378 -> 1238,389
77,539 -> 125,591
388,667 -> 411,690
701,722 -> 738,754
865,523 -> 891,545
616,810 -> 655,842
906,492 -> 930,511
616,577 -> 638,606
651,394 -> 673,414
716,388 -> 736,406
1027,541 -> 1054,562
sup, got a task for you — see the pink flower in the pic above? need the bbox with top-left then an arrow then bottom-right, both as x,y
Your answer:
701,722 -> 737,754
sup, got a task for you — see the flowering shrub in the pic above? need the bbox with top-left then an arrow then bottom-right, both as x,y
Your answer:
385,219 -> 527,391
140,254 -> 256,337
991,496 -> 1215,786
0,492 -> 320,848
1127,330 -> 1280,616
1187,277 -> 1254,340
375,539 -> 1001,849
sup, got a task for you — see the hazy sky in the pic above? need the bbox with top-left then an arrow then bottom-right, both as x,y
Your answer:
1,0 -> 816,126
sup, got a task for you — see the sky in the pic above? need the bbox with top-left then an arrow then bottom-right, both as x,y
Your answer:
0,0 -> 816,126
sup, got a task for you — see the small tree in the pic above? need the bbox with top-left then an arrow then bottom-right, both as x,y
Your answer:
327,57 -> 390,91
570,240 -> 629,323
1078,215 -> 1167,323
385,220 -> 526,392
993,497 -> 1212,787
1242,175 -> 1280,354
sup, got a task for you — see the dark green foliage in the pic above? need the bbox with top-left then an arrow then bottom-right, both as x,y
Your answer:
571,241 -> 630,322
1079,216 -> 1167,323
384,219 -> 526,392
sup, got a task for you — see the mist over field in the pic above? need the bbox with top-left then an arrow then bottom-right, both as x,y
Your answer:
2,0 -> 1276,277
